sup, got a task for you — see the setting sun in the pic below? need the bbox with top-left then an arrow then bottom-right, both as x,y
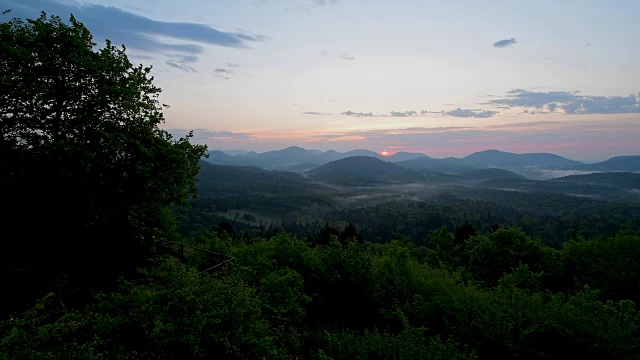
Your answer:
380,150 -> 389,156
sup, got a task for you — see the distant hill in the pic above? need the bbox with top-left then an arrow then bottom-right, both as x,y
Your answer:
476,173 -> 640,201
307,156 -> 423,186
396,157 -> 479,173
574,156 -> 640,172
203,147 -> 384,170
205,150 -> 241,166
205,147 -> 624,174
253,146 -> 317,163
551,172 -> 640,190
340,149 -> 381,158
194,161 -> 331,217
463,150 -> 583,169
197,160 -> 319,196
386,152 -> 428,162
456,168 -> 527,181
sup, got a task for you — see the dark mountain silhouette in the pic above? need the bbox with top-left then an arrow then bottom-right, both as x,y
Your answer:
385,152 -> 428,162
307,156 -> 423,186
197,160 -> 320,195
340,149 -> 381,158
574,156 -> 640,172
396,157 -> 479,173
202,147 -> 639,176
463,150 -> 583,169
206,150 -> 242,166
205,147 -> 387,170
255,146 -> 316,161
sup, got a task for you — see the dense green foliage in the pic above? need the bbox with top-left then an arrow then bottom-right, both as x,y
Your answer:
0,13 -> 206,315
3,231 -> 640,359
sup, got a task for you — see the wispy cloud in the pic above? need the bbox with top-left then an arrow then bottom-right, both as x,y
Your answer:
487,89 -> 640,114
341,108 -> 497,118
443,108 -> 498,118
1,0 -> 264,70
342,110 -> 379,117
166,61 -> 197,72
493,38 -> 517,48
303,111 -> 333,115
214,66 -> 238,79
389,111 -> 417,117
341,54 -> 355,61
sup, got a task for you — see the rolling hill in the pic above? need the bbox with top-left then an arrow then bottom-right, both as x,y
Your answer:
455,168 -> 527,181
463,150 -> 583,169
395,157 -> 479,173
551,172 -> 640,190
574,156 -> 640,172
307,156 -> 424,186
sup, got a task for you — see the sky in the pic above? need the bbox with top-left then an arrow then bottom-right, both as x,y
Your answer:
3,0 -> 640,161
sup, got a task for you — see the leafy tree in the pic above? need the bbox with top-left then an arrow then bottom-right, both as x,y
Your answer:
454,221 -> 477,246
465,228 -> 561,288
0,12 -> 206,312
339,221 -> 364,244
563,233 -> 640,302
315,222 -> 340,245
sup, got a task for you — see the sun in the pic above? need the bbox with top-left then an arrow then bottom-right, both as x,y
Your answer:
380,150 -> 389,156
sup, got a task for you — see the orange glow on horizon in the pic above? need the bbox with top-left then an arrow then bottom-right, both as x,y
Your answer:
380,150 -> 389,156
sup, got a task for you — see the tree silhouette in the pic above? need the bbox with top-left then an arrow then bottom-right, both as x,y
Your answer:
0,12 -> 206,312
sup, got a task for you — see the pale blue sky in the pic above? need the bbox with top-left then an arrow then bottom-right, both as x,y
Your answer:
3,0 -> 640,160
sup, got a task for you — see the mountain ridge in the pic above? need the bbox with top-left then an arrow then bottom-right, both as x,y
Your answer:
203,147 -> 640,175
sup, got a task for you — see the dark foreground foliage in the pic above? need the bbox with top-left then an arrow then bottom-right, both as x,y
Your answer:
3,229 -> 640,359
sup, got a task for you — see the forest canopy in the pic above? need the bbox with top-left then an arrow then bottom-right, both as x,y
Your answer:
0,12 -> 207,311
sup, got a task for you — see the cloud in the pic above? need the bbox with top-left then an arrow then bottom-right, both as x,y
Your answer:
170,54 -> 198,63
225,62 -> 241,68
166,61 -> 197,72
215,68 -> 232,74
341,54 -> 355,61
493,38 -> 517,48
420,110 -> 441,116
487,89 -> 640,114
443,108 -> 498,118
341,108 -> 497,118
362,127 -> 473,135
1,0 -> 264,69
389,111 -> 417,117
342,110 -> 378,117
303,112 -> 333,115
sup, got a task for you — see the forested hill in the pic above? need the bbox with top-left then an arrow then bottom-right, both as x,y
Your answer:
197,160 -> 322,195
552,172 -> 640,189
395,156 -> 479,173
462,149 -> 584,168
204,147 -> 640,179
574,156 -> 640,172
307,156 -> 424,185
